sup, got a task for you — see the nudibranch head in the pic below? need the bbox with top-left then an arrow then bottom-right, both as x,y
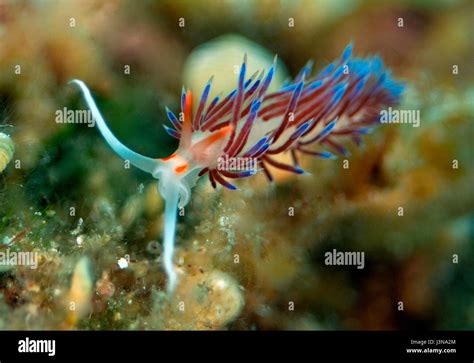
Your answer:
151,88 -> 237,207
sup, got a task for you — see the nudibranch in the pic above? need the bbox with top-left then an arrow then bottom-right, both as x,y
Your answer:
70,44 -> 404,292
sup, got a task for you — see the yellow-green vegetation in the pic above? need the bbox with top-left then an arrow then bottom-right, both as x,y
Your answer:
0,0 -> 473,330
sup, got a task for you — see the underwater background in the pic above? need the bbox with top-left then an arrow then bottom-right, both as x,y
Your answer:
0,0 -> 473,330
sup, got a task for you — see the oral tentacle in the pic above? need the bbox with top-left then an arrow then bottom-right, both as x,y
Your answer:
70,79 -> 160,175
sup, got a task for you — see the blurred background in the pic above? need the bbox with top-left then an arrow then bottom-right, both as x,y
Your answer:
0,0 -> 473,330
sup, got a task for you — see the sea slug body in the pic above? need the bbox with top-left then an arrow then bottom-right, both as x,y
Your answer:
71,44 -> 404,292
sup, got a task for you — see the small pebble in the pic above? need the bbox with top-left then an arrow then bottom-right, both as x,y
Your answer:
117,257 -> 128,269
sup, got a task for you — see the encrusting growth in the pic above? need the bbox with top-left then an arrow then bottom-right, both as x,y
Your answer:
0,132 -> 15,173
70,44 -> 404,293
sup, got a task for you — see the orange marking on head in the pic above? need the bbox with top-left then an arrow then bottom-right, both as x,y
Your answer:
187,125 -> 234,166
199,125 -> 234,148
175,163 -> 189,174
159,153 -> 176,161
